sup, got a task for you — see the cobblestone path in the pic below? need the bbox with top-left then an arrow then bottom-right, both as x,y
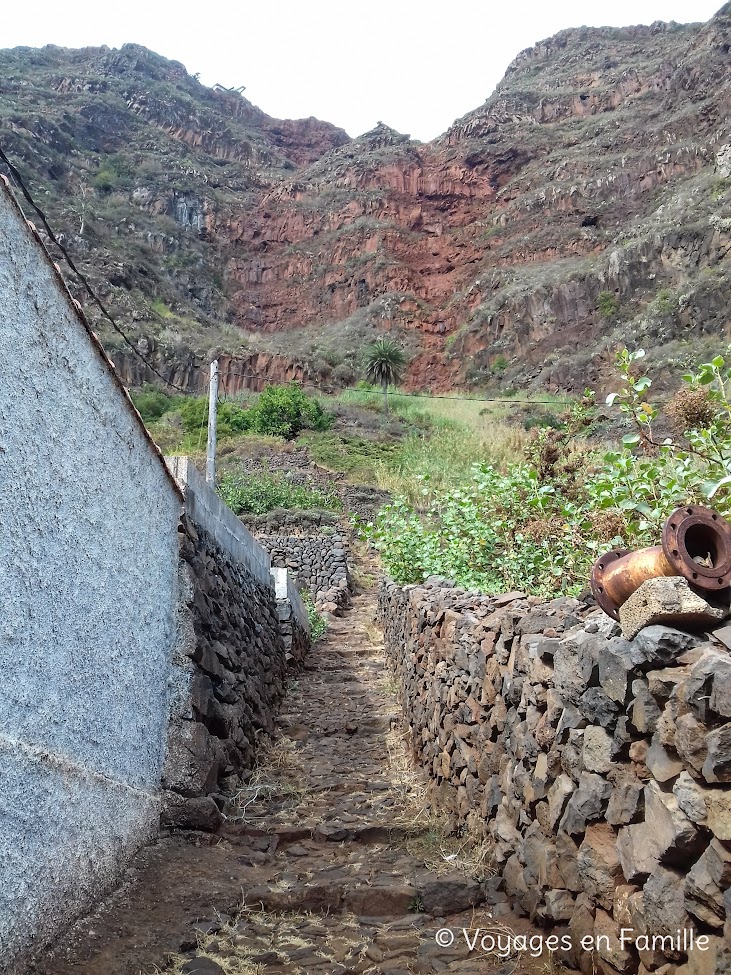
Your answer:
33,582 -> 521,975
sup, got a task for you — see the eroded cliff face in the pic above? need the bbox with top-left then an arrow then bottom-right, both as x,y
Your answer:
4,11 -> 731,394
214,9 -> 731,392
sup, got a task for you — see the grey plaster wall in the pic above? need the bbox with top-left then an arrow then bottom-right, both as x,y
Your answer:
167,456 -> 272,588
0,184 -> 183,969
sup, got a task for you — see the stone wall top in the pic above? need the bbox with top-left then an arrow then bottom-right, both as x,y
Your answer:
165,457 -> 272,589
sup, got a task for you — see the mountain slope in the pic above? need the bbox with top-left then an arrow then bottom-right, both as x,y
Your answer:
3,11 -> 731,395
0,43 -> 349,390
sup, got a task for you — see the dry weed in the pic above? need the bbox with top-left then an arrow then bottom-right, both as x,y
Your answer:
383,720 -> 496,880
228,736 -> 312,822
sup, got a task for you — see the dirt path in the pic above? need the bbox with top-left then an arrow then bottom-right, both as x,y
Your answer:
31,579 -> 522,975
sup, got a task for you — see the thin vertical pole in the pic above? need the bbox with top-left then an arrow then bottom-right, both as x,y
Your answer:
206,359 -> 219,485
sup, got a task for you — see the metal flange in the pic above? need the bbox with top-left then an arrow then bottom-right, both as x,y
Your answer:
662,504 -> 731,590
590,548 -> 631,620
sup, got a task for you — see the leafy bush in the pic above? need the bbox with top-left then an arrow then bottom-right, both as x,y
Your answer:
362,352 -> 731,596
92,167 -> 118,194
362,464 -> 596,596
217,471 -> 341,515
655,288 -> 679,316
92,153 -> 135,194
133,383 -> 332,448
597,291 -> 620,319
595,347 -> 731,541
178,397 -> 252,439
522,409 -> 564,431
247,384 -> 332,439
129,385 -> 176,423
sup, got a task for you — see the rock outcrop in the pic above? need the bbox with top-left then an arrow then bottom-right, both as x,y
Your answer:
4,9 -> 731,393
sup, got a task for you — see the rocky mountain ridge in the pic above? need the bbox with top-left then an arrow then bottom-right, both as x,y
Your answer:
3,10 -> 731,395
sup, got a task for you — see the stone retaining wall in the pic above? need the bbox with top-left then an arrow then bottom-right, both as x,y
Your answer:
379,579 -> 731,975
163,459 -> 310,831
257,530 -> 351,610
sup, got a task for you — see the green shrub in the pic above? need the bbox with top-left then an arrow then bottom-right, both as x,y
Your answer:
248,384 -> 332,439
129,385 -> 175,423
92,167 -> 118,194
217,471 -> 341,515
363,350 -> 731,596
178,397 -> 252,439
301,590 -> 328,642
597,291 -> 620,319
362,464 -> 596,596
598,347 -> 731,538
136,384 -> 332,447
92,153 -> 135,194
655,288 -> 678,316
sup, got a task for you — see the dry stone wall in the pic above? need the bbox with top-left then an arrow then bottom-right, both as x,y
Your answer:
256,530 -> 352,610
379,579 -> 731,975
163,459 -> 310,832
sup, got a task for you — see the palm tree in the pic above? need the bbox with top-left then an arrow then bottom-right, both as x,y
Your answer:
365,338 -> 406,413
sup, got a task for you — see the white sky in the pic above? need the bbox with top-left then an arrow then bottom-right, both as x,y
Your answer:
1,1 -> 724,141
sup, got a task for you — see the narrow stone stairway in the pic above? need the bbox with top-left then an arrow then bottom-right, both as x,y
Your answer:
31,581 -> 525,975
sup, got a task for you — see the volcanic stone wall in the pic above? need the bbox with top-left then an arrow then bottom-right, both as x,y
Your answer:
257,530 -> 351,610
379,579 -> 731,975
163,459 -> 310,832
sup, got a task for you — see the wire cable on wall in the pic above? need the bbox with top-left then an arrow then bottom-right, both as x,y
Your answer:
0,143 -> 191,392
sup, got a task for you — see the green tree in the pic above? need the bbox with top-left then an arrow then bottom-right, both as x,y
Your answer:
365,338 -> 406,413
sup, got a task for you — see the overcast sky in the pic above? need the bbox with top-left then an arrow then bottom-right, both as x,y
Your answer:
1,1 -> 724,141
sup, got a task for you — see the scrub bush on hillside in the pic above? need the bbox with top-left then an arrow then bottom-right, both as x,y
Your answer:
132,382 -> 332,442
363,351 -> 731,596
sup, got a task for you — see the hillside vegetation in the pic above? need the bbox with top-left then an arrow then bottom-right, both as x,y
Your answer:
134,344 -> 731,599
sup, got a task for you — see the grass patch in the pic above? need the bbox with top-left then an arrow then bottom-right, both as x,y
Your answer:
337,385 -> 569,434
217,471 -> 341,516
331,387 -> 571,503
228,736 -> 315,825
375,424 -> 527,506
299,430 -> 399,482
150,298 -> 174,319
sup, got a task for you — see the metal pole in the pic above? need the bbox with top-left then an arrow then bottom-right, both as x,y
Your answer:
206,359 -> 219,485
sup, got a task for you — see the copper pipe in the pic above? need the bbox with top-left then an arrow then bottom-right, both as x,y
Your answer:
591,505 -> 731,620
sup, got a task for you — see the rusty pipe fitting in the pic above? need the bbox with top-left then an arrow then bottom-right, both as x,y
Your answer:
591,505 -> 731,621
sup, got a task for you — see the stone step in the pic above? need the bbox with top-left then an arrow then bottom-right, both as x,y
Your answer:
227,821 -> 449,846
